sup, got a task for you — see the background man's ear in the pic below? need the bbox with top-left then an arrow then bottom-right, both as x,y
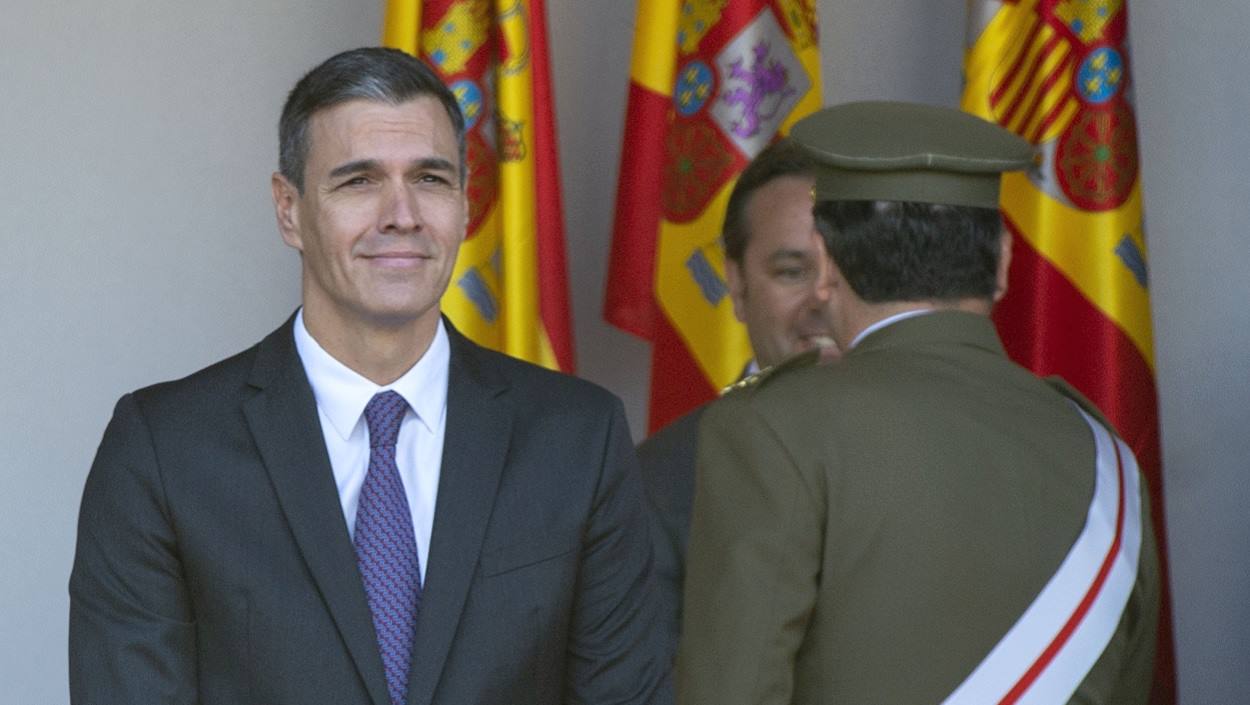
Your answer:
993,231 -> 1013,303
271,173 -> 304,251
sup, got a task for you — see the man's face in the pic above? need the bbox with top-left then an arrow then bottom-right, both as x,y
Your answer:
726,174 -> 839,368
272,96 -> 467,334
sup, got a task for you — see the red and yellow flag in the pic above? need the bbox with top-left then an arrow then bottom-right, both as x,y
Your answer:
606,0 -> 822,432
383,0 -> 574,372
963,0 -> 1173,700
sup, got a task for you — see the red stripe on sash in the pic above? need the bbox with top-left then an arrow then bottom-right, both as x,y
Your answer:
999,439 -> 1128,704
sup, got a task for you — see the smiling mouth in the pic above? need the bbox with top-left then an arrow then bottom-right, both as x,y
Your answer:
363,252 -> 431,267
798,334 -> 836,348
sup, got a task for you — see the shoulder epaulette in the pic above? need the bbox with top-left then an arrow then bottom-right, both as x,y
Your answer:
719,349 -> 821,397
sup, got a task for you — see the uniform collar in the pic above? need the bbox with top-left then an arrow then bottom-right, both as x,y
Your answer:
848,307 -> 935,350
850,309 -> 1005,356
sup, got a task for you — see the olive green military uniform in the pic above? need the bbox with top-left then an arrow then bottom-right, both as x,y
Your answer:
677,310 -> 1159,704
677,101 -> 1160,704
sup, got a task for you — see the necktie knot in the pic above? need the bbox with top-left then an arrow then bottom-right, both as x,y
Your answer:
365,390 -> 407,449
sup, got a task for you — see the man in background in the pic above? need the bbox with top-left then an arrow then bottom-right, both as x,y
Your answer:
70,47 -> 668,705
637,138 -> 839,657
678,102 -> 1159,704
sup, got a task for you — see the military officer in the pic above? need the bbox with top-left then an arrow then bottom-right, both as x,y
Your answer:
677,101 -> 1160,705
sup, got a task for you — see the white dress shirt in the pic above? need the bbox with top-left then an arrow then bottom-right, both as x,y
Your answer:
849,308 -> 935,349
293,309 -> 449,582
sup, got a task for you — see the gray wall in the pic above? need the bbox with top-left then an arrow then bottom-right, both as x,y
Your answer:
1,1 -> 1244,702
1131,2 -> 1250,701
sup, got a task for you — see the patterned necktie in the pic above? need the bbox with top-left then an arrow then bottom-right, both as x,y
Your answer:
355,390 -> 421,705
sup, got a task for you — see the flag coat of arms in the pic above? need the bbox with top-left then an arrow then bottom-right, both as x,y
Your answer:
383,0 -> 575,372
606,0 -> 822,432
963,0 -> 1174,700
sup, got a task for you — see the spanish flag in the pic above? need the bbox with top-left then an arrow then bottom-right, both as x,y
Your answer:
606,0 -> 822,432
383,0 -> 574,372
963,1 -> 1174,700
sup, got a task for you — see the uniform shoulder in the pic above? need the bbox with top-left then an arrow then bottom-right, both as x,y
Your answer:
1042,375 -> 1116,432
719,349 -> 822,399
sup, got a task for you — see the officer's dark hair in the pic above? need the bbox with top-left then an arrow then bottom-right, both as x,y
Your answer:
722,139 -> 816,263
278,47 -> 466,193
813,200 -> 1004,302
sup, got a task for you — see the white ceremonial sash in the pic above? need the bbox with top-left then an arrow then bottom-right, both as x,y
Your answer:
942,407 -> 1143,705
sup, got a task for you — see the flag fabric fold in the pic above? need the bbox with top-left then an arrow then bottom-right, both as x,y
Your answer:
384,0 -> 575,373
606,0 -> 822,432
962,1 -> 1174,701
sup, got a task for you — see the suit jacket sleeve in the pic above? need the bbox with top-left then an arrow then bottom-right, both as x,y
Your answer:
69,393 -> 197,704
638,467 -> 684,666
635,409 -> 702,665
676,396 -> 822,705
565,398 -> 673,705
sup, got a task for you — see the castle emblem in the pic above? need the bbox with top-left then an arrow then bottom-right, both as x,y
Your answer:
1055,0 -> 1123,44
423,1 -> 490,75
777,0 -> 818,49
678,0 -> 729,55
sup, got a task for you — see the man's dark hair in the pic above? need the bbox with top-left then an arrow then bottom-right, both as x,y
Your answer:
722,139 -> 815,263
813,200 -> 1004,302
278,47 -> 466,193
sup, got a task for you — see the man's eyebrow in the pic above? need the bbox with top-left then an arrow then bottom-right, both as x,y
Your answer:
326,157 -> 459,181
411,157 -> 457,174
768,248 -> 814,262
328,159 -> 379,180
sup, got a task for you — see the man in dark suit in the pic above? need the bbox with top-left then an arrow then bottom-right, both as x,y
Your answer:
69,47 -> 668,705
678,102 -> 1159,704
636,138 -> 839,657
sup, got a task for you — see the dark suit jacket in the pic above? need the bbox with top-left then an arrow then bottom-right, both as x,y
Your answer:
679,311 -> 1159,705
70,316 -> 670,705
635,406 -> 706,660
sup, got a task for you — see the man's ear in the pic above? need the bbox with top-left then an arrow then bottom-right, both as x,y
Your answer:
811,229 -> 835,302
725,256 -> 747,323
993,230 -> 1013,303
271,172 -> 304,251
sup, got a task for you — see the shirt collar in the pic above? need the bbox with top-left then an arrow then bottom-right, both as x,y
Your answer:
849,307 -> 935,350
293,308 -> 450,440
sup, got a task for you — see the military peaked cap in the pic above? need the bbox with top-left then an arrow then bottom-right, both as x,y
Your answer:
790,101 -> 1035,209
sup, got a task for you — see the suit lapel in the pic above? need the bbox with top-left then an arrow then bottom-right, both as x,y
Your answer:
407,323 -> 512,705
242,318 -> 391,705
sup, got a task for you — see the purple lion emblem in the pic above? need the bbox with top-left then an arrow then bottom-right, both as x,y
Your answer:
721,41 -> 797,139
